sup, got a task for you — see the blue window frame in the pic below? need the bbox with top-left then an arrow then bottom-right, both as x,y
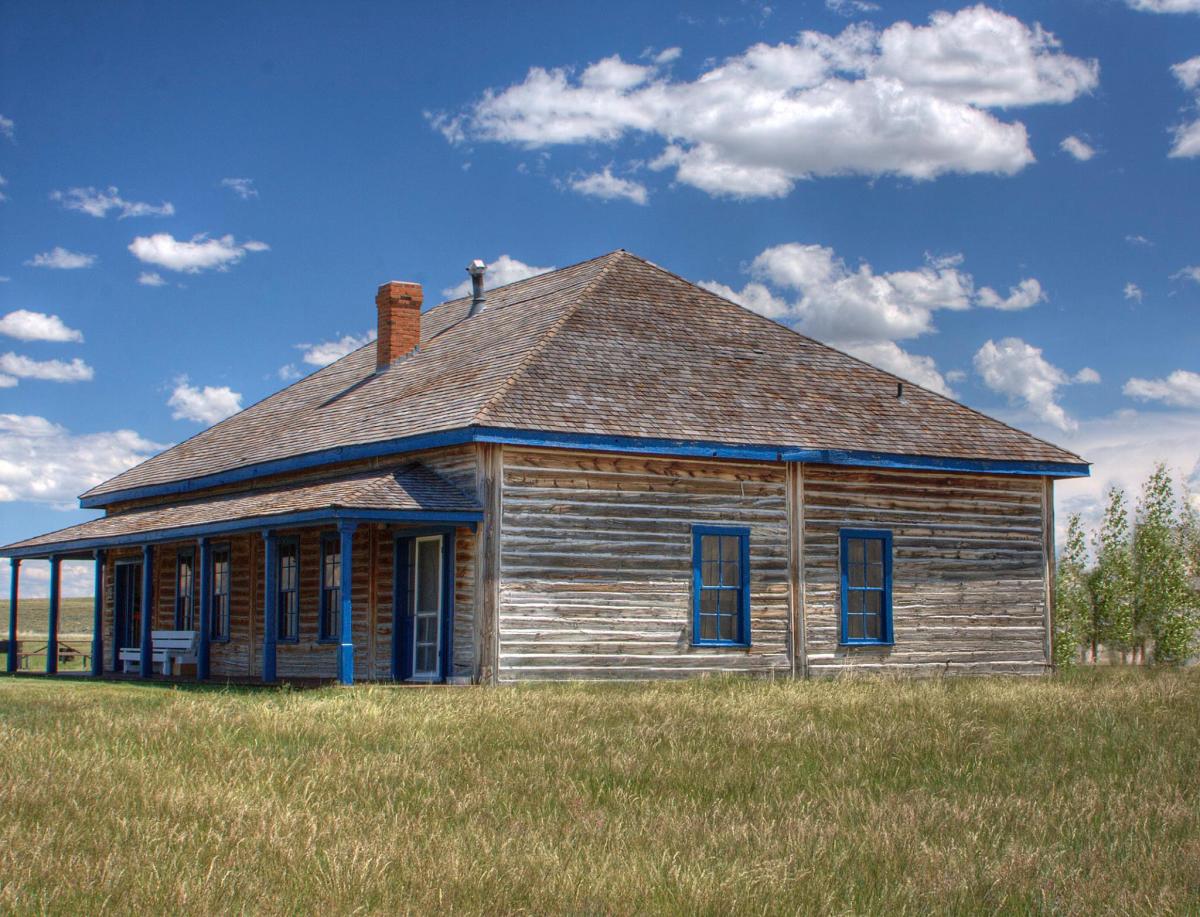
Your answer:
175,549 -> 195,630
210,543 -> 231,642
318,534 -> 340,643
839,529 -> 894,645
276,537 -> 300,643
691,525 -> 751,646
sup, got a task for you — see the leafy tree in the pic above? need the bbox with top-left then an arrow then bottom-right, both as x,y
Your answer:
1054,514 -> 1091,667
1091,487 -> 1134,661
1133,465 -> 1198,665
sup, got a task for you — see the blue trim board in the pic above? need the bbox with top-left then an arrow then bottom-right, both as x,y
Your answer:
691,525 -> 752,648
336,523 -> 356,685
392,536 -> 411,682
839,528 -> 894,647
3,509 -> 482,560
78,424 -> 1090,509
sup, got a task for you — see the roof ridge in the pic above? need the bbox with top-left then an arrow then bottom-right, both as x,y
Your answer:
472,251 -> 627,426
428,249 -> 623,313
625,253 -> 1086,465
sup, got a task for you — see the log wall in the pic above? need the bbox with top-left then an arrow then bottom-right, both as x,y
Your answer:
801,465 -> 1050,676
496,448 -> 792,680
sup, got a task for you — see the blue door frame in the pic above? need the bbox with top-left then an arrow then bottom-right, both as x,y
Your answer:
392,528 -> 456,682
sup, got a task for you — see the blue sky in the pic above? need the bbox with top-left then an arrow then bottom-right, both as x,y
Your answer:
1,0 -> 1198,595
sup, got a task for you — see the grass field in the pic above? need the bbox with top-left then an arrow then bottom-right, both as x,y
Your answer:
0,670 -> 1196,915
0,598 -> 94,672
0,597 -> 93,639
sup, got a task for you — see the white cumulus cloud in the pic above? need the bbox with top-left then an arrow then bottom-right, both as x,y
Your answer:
0,413 -> 165,508
25,247 -> 97,270
1124,281 -> 1143,302
128,233 -> 268,273
0,310 -> 83,343
0,114 -> 13,141
299,331 -> 376,367
1126,0 -> 1200,12
1054,409 -> 1200,539
1174,265 -> 1200,285
168,378 -> 243,425
1123,370 -> 1200,408
0,353 -> 93,383
137,271 -> 166,287
220,177 -> 258,199
50,186 -> 174,219
567,167 -> 649,204
439,5 -> 1098,198
976,277 -> 1045,310
973,337 -> 1092,431
442,254 -> 556,298
1059,135 -> 1096,160
826,0 -> 881,16
703,243 -> 1048,398
1169,56 -> 1200,158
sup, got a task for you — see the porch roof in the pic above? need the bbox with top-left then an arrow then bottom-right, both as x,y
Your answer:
1,463 -> 481,559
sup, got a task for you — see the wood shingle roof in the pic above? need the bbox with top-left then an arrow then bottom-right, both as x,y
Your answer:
83,250 -> 1085,504
5,464 -> 479,555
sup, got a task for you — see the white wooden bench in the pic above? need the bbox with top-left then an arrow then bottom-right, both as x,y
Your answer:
118,630 -> 199,675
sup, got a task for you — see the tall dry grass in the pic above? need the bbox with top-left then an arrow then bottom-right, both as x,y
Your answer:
0,669 -> 1196,914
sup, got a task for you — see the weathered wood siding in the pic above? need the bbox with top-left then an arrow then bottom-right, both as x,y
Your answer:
802,465 -> 1050,676
497,448 -> 792,681
416,445 -> 479,680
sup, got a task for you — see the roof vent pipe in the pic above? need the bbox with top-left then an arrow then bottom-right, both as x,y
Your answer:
467,259 -> 487,316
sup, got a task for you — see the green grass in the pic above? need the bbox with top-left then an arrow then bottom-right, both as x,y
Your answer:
0,670 -> 1197,915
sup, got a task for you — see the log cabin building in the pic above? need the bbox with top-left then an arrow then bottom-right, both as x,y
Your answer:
1,250 -> 1089,683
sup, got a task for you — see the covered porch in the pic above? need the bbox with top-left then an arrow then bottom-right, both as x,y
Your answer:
2,463 -> 482,685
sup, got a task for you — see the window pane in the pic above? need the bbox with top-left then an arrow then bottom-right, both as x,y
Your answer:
417,615 -> 437,644
865,591 -> 882,614
848,539 -> 864,564
865,614 -> 881,639
720,536 -> 739,564
721,557 -> 740,587
701,535 -> 719,565
416,645 -> 437,674
848,591 -> 864,613
700,589 -> 717,613
717,589 -> 737,614
700,615 -> 717,640
849,562 -> 866,587
416,539 -> 440,613
701,561 -> 719,588
867,563 -> 883,588
847,614 -> 864,638
718,615 -> 735,640
867,539 -> 882,564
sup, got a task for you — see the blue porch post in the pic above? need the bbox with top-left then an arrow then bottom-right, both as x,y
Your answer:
7,558 -> 19,673
46,556 -> 61,675
91,550 -> 105,677
337,522 -> 357,685
197,538 -> 212,681
440,530 -> 456,683
262,532 -> 277,683
140,545 -> 154,679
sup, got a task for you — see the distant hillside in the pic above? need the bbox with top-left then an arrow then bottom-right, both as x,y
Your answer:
0,598 -> 93,638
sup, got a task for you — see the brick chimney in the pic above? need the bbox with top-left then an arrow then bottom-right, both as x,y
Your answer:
375,281 -> 423,370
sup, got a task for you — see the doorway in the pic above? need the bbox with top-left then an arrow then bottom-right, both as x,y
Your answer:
113,560 -> 142,670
